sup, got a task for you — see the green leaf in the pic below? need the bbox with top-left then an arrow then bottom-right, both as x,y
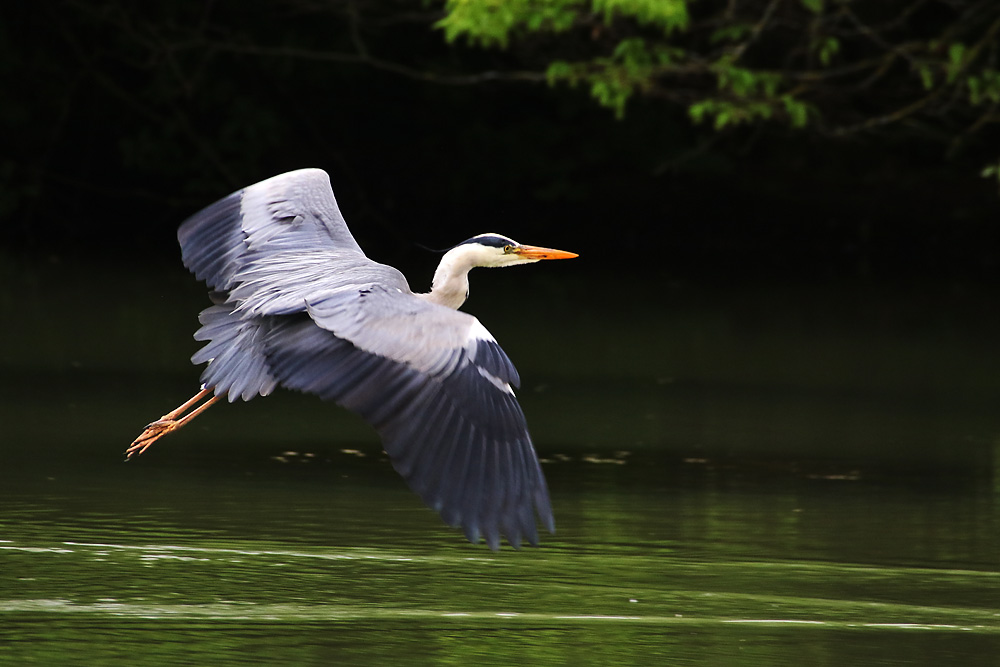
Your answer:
688,101 -> 710,124
946,42 -> 966,83
949,42 -> 966,67
968,76 -> 982,105
918,65 -> 934,91
435,0 -> 582,47
714,63 -> 783,99
801,0 -> 823,13
652,44 -> 684,66
714,107 -> 733,130
781,95 -> 809,128
592,0 -> 690,33
545,60 -> 576,86
981,69 -> 1000,103
710,23 -> 752,44
818,37 -> 839,66
752,102 -> 773,120
613,37 -> 650,65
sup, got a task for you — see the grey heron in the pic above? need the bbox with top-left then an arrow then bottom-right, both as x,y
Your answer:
127,168 -> 577,550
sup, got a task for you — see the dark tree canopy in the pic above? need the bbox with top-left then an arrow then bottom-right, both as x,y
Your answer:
2,0 -> 998,281
441,0 -> 1000,149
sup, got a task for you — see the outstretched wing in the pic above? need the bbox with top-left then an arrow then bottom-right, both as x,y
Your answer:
178,168 -> 365,293
176,169 -> 554,549
265,287 -> 554,549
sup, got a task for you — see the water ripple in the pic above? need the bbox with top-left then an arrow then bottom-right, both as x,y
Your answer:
2,599 -> 999,635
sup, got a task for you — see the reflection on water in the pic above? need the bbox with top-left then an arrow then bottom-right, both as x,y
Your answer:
2,260 -> 1000,664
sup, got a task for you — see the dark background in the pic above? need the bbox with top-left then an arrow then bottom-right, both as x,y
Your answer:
2,1 -> 999,288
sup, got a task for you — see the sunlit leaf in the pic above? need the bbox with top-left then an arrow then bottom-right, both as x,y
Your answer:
593,0 -> 689,33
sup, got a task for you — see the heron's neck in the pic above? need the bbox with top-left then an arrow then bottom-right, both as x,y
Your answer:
417,247 -> 477,310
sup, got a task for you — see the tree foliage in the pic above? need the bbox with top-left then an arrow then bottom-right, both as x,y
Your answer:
3,0 -> 1000,267
438,0 -> 1000,155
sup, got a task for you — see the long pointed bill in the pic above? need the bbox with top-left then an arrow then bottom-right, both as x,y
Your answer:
512,245 -> 579,260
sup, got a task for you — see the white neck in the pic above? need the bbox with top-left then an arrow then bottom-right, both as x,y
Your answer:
416,246 -> 477,309
419,243 -> 525,309
414,239 -> 540,310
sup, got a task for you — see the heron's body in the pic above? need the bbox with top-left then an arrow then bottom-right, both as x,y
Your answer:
128,168 -> 576,550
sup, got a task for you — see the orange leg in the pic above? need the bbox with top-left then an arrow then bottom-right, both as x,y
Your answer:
125,387 -> 221,459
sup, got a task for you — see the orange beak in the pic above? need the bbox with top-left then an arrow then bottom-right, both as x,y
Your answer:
512,245 -> 579,260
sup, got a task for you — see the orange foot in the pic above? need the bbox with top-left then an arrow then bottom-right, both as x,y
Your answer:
125,387 -> 220,460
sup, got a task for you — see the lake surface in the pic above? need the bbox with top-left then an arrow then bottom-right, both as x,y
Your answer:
2,258 -> 1000,664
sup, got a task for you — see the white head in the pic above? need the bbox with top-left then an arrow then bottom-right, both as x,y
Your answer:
446,233 -> 578,269
422,233 -> 577,309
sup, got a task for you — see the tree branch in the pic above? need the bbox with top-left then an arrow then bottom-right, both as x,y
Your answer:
206,43 -> 549,85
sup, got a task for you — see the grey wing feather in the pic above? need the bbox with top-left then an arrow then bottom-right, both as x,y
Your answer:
178,168 -> 382,401
190,305 -> 280,401
305,286 -> 520,388
297,286 -> 550,548
176,168 -> 553,548
178,168 -> 364,293
260,307 -> 554,549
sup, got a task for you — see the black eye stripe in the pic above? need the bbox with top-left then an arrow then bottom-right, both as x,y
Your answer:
455,234 -> 516,249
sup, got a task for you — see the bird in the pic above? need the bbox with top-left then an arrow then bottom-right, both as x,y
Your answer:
126,168 -> 577,550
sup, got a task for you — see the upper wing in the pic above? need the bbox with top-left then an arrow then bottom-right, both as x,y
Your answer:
178,168 -> 365,293
178,167 -> 415,319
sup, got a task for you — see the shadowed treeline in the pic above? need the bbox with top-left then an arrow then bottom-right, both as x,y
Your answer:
2,1 -> 999,285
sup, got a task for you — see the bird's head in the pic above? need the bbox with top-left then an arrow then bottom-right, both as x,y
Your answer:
451,233 -> 578,269
424,233 -> 577,308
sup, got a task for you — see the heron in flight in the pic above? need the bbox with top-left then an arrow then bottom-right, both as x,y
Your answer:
127,168 -> 577,550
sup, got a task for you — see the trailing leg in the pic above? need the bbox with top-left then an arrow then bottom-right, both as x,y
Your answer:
125,387 -> 220,459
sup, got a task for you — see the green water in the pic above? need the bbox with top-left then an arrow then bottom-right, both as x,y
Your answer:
2,258 -> 1000,664
2,450 -> 999,665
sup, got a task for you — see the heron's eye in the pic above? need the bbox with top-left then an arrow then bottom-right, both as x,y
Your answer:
503,245 -> 513,253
